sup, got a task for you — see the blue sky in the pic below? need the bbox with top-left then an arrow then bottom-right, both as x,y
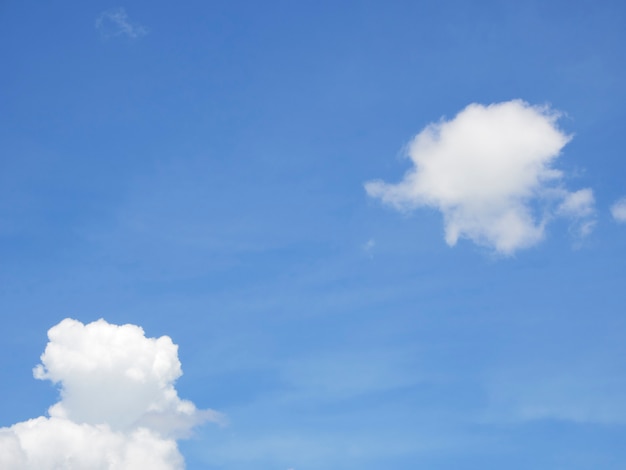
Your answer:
1,0 -> 626,468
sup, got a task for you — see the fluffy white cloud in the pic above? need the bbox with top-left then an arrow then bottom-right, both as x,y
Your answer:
0,419 -> 182,470
610,197 -> 626,223
365,100 -> 595,254
0,318 -> 222,469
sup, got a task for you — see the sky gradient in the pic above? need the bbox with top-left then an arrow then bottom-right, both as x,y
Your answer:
1,1 -> 626,468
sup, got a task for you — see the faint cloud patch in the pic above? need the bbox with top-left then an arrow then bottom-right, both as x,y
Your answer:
557,188 -> 597,238
280,348 -> 420,403
96,7 -> 148,39
610,197 -> 626,223
362,238 -> 375,257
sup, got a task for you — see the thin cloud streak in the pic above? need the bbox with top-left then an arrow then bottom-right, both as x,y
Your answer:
610,197 -> 626,223
96,8 -> 148,39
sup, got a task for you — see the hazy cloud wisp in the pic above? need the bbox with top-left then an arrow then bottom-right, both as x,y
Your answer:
365,100 -> 595,254
0,318 -> 222,469
96,8 -> 148,39
610,197 -> 626,223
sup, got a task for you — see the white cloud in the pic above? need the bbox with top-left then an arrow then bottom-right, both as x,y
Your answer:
365,100 -> 595,255
610,197 -> 626,223
0,318 -> 222,469
0,419 -> 182,470
96,8 -> 148,39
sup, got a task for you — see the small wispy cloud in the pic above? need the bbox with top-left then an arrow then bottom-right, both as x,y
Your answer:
365,100 -> 596,255
557,188 -> 597,238
362,238 -> 375,256
96,7 -> 148,39
610,197 -> 626,223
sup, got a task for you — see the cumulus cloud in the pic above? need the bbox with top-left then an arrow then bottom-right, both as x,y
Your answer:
365,100 -> 595,254
96,8 -> 148,39
610,197 -> 626,223
0,318 -> 222,469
